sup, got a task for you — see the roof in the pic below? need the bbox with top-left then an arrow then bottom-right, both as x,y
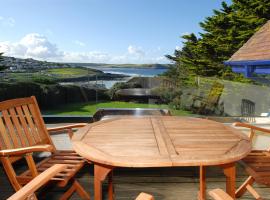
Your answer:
229,20 -> 270,62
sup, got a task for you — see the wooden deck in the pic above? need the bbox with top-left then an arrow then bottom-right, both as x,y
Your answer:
1,124 -> 270,200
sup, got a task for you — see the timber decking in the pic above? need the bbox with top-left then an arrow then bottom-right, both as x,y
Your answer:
0,123 -> 268,200
1,161 -> 270,200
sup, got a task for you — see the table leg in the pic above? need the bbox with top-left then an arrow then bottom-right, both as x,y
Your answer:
222,163 -> 236,200
108,171 -> 114,200
198,165 -> 206,200
94,164 -> 114,200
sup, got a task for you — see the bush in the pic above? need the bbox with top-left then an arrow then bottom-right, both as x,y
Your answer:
108,82 -> 142,99
32,76 -> 57,84
151,86 -> 183,110
0,81 -> 109,109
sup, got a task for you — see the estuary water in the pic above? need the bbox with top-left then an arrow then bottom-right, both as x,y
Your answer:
87,67 -> 168,88
90,67 -> 168,77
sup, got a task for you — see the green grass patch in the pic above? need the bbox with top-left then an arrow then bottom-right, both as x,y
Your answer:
45,67 -> 101,78
43,101 -> 192,116
47,67 -> 88,75
46,67 -> 99,77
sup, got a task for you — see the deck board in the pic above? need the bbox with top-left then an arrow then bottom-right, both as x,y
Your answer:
0,124 -> 269,200
1,164 -> 270,199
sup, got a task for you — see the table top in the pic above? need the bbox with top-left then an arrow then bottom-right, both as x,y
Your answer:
72,116 -> 251,167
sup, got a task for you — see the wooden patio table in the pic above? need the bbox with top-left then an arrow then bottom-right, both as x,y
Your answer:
71,116 -> 251,200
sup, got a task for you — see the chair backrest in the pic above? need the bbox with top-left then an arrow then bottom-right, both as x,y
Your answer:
0,96 -> 55,157
0,96 -> 56,191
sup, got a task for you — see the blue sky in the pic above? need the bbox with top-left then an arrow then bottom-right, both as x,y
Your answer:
0,0 -> 231,64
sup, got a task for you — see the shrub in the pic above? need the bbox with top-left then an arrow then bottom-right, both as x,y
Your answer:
108,82 -> 142,99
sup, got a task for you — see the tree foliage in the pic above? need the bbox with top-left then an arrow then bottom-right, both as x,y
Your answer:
166,0 -> 270,83
0,52 -> 7,71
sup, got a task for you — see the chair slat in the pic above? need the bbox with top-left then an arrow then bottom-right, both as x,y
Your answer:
15,106 -> 35,146
22,105 -> 41,144
28,104 -> 48,142
8,108 -> 27,147
2,110 -> 20,148
0,117 -> 12,149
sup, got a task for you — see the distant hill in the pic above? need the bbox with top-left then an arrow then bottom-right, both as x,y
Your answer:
65,63 -> 172,69
1,56 -> 172,70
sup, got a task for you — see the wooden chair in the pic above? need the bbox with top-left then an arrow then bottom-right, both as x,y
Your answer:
209,189 -> 234,200
0,96 -> 90,199
8,164 -> 68,200
135,193 -> 154,200
8,164 -> 154,200
234,122 -> 270,200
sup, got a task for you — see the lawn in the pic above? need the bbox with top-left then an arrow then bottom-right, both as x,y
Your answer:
43,101 -> 192,116
46,67 -> 100,78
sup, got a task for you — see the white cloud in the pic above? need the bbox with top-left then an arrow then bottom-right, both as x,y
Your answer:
0,33 -> 169,64
0,16 -> 15,27
128,45 -> 145,57
62,51 -> 110,63
0,33 -> 62,60
73,40 -> 86,47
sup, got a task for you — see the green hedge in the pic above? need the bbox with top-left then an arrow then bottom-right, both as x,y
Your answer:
0,81 -> 109,109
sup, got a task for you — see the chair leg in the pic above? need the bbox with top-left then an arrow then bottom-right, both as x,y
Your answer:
236,176 -> 262,199
246,184 -> 262,200
59,181 -> 77,200
74,180 -> 91,200
59,179 -> 90,200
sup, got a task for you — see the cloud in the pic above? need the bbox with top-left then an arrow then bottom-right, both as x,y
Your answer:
62,51 -> 110,63
73,40 -> 86,47
128,45 -> 145,57
0,33 -> 169,64
0,33 -> 62,60
0,16 -> 15,27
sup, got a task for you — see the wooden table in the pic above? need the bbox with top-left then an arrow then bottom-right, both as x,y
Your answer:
72,116 -> 251,200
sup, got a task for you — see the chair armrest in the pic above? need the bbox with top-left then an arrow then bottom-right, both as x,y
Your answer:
233,122 -> 270,134
47,123 -> 87,133
7,164 -> 68,200
135,193 -> 154,200
209,188 -> 233,200
0,144 -> 54,157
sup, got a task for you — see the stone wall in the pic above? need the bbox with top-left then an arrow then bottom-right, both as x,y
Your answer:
198,77 -> 270,116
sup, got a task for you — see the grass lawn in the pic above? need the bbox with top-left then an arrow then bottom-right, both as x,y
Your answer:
43,101 -> 193,116
46,67 -> 99,77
